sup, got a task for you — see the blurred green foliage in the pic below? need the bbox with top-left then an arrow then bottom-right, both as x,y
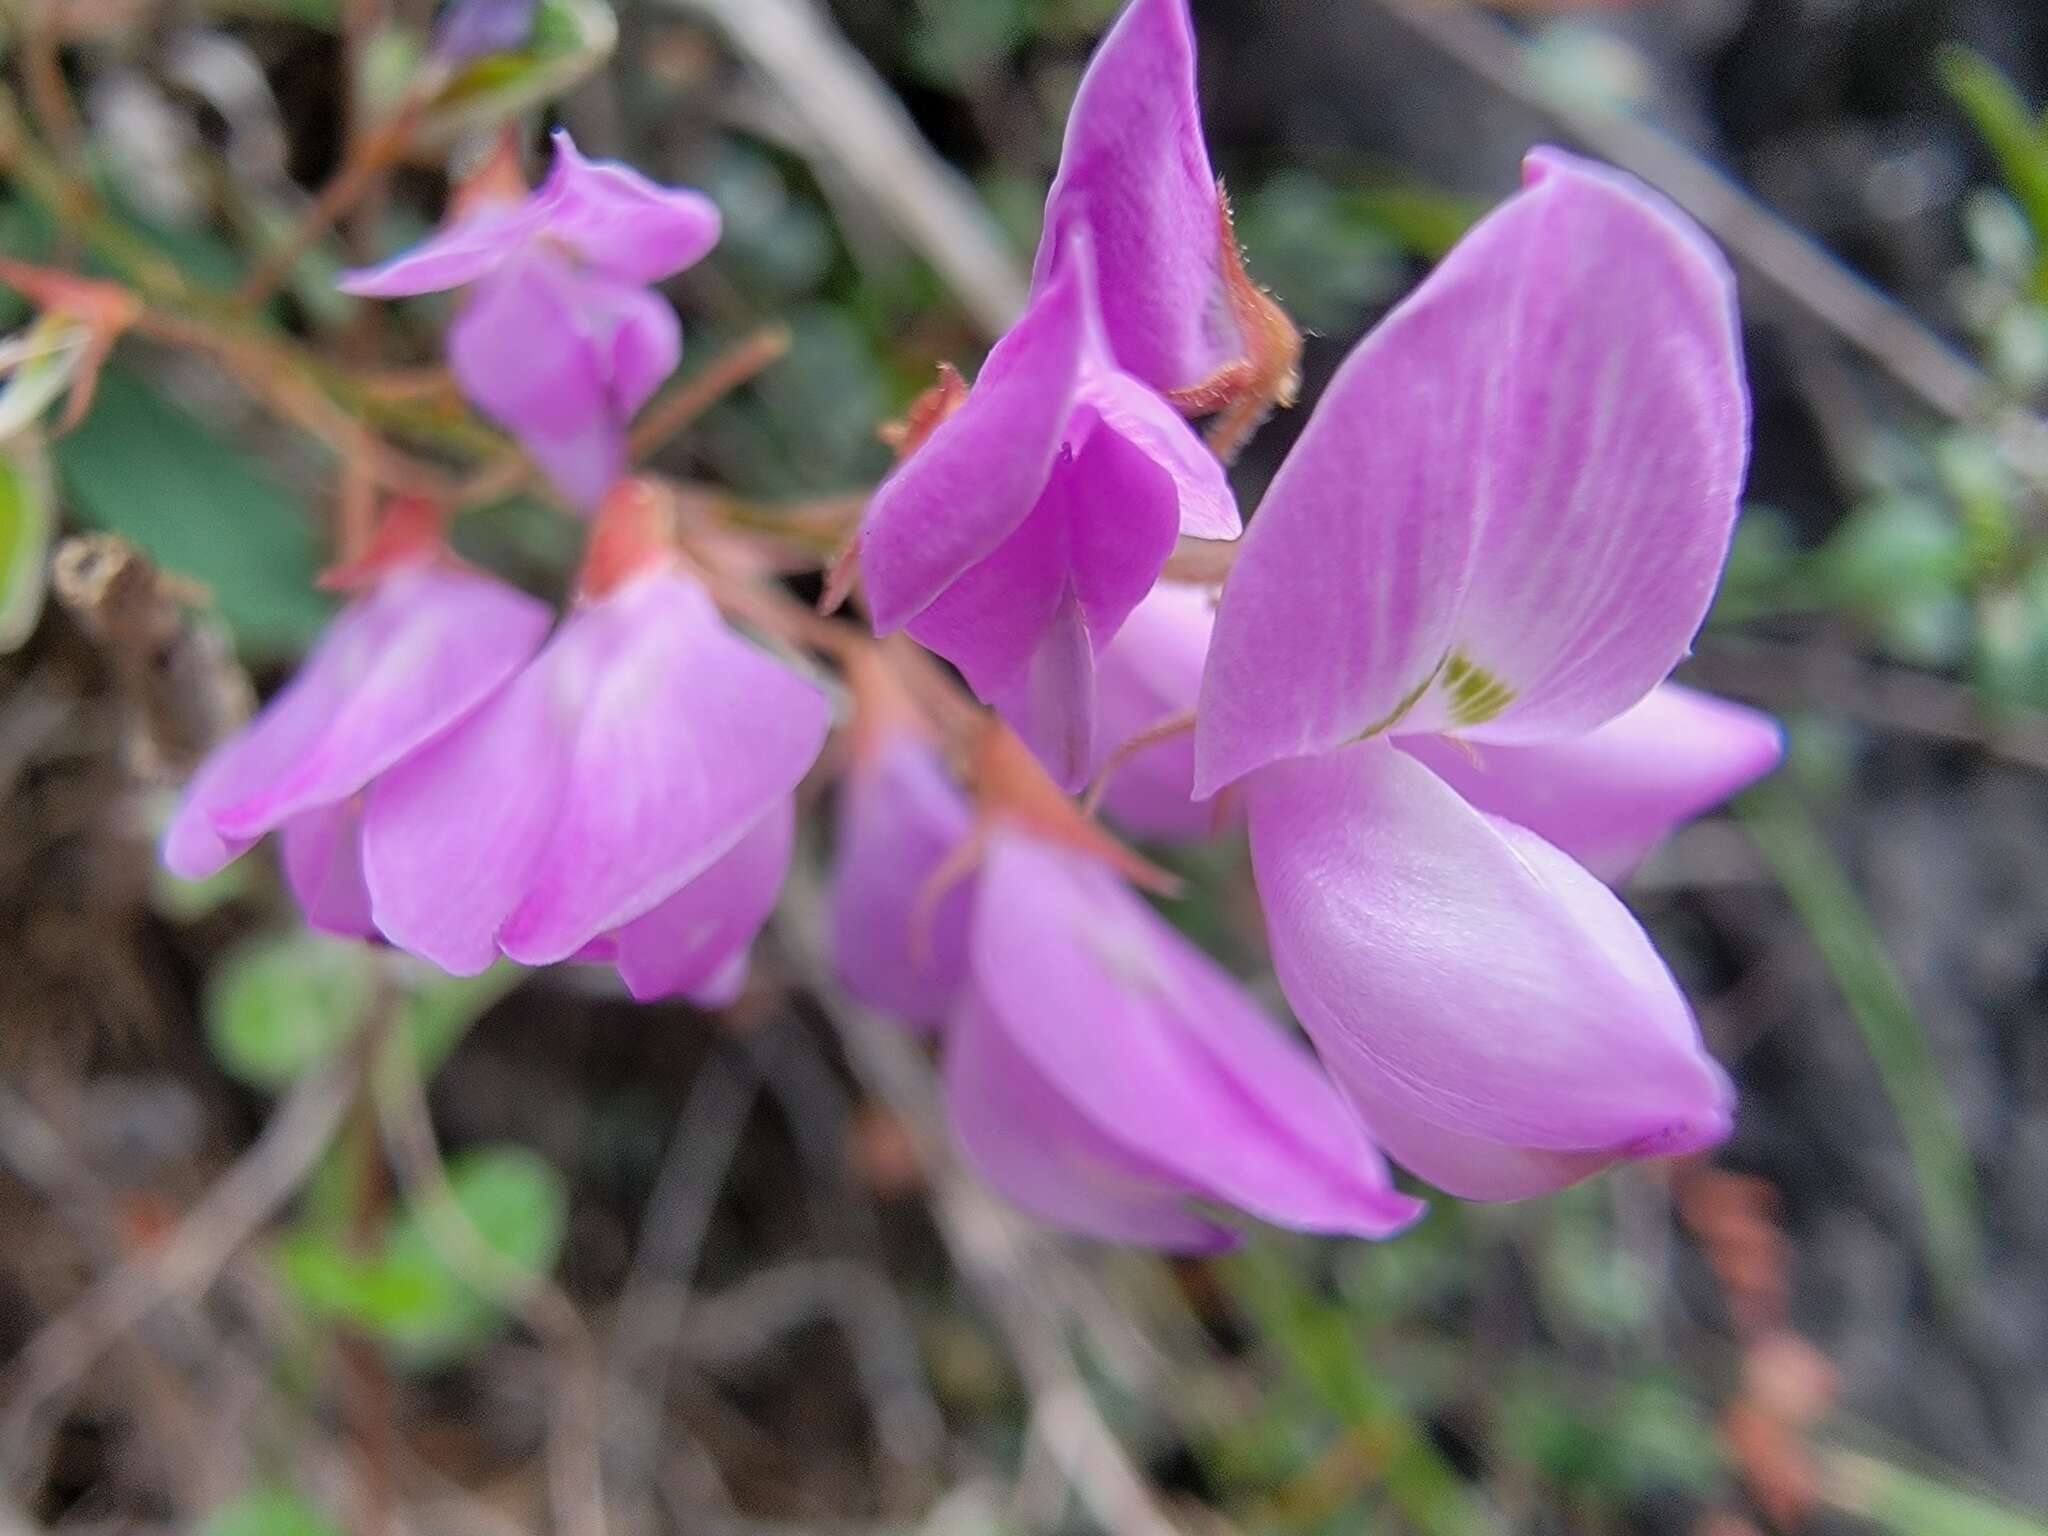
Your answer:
208,931 -> 379,1091
1834,1452 -> 2048,1536
0,430 -> 50,653
1737,777 -> 1982,1309
1942,45 -> 2048,302
193,1487 -> 344,1536
905,0 -> 1123,91
277,1144 -> 567,1368
54,365 -> 332,657
426,0 -> 619,139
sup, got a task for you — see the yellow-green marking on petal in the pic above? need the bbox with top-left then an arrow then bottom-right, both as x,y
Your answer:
1441,650 -> 1515,727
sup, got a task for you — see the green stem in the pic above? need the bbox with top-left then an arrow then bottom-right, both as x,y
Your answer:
1735,779 -> 1981,1311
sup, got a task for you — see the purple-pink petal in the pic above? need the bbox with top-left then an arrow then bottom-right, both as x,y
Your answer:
906,414 -> 1181,789
1080,367 -> 1239,541
947,832 -> 1425,1245
339,130 -> 719,298
494,575 -> 825,963
336,201 -> 544,298
1090,580 -> 1220,840
534,130 -> 722,286
1398,683 -> 1783,881
828,731 -> 975,1030
446,249 -> 645,510
1196,147 -> 1748,796
860,256 -> 1091,633
1033,0 -> 1239,394
590,276 -> 686,422
161,562 -> 550,881
1246,740 -> 1733,1201
280,803 -> 376,940
433,0 -> 541,64
946,989 -> 1238,1251
361,631 -> 571,975
606,797 -> 794,1004
366,570 -> 828,975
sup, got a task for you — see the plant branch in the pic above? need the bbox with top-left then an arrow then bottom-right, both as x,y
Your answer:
372,1017 -> 609,1536
773,870 -> 1188,1536
0,1061 -> 357,1484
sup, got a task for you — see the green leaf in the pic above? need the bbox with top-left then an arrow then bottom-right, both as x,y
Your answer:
0,316 -> 91,442
0,430 -> 51,654
1736,779 -> 1982,1313
1819,494 -> 1972,665
1939,46 -> 2048,297
53,365 -> 332,658
424,0 -> 616,139
194,1488 -> 343,1536
1826,1450 -> 2048,1536
908,0 -> 1030,90
279,1145 -> 566,1367
207,931 -> 375,1091
1222,1240 -> 1503,1536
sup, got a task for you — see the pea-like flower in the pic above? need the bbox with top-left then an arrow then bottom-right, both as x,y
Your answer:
361,488 -> 829,1000
1197,149 -> 1765,1199
162,503 -> 551,937
829,725 -> 976,1031
1088,593 -> 1778,866
858,237 -> 1239,791
945,830 -> 1423,1250
1033,0 -> 1238,396
1399,683 -> 1782,882
826,720 -> 1419,1247
339,130 -> 720,509
1088,579 -> 1222,841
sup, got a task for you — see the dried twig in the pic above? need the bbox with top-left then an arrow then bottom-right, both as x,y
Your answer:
774,868 -> 1186,1536
0,1061 -> 357,1483
459,326 -> 794,510
1683,636 -> 2048,777
742,1026 -> 947,1482
371,1024 -> 608,1536
602,1042 -> 761,1521
50,534 -> 252,782
234,97 -> 427,315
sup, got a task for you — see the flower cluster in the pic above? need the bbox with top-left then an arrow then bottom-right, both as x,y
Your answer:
338,130 -> 720,509
829,714 -> 1422,1247
167,136 -> 826,1004
165,0 -> 1784,1251
835,0 -> 1781,1234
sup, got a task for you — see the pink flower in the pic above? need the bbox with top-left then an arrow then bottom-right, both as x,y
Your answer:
946,831 -> 1423,1250
1399,684 -> 1782,882
361,545 -> 829,998
1197,149 -> 1766,1199
823,717 -> 1417,1247
1088,579 -> 1222,841
573,799 -> 796,1008
858,238 -> 1239,791
828,728 -> 975,1030
1033,0 -> 1238,396
338,131 -> 720,508
162,536 -> 552,939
